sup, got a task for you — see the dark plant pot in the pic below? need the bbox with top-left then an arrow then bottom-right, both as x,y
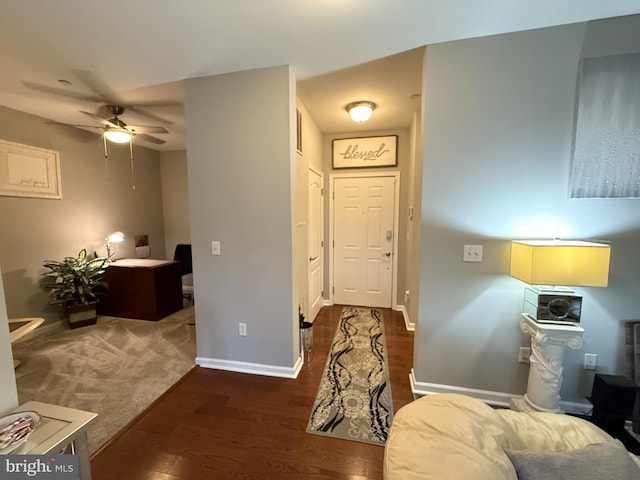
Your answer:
65,303 -> 98,329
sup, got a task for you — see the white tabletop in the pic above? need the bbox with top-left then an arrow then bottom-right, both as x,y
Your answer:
110,258 -> 174,268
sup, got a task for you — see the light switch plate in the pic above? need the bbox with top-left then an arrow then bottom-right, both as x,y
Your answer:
584,353 -> 597,370
463,245 -> 483,262
211,241 -> 221,256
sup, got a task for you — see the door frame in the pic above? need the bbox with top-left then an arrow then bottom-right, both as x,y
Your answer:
329,171 -> 400,309
307,164 -> 324,322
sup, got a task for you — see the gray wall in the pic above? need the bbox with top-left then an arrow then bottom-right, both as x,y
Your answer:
417,15 -> 640,404
0,106 -> 166,325
184,66 -> 299,370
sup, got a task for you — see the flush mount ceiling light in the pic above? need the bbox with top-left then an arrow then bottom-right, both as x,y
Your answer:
104,127 -> 132,144
346,101 -> 376,123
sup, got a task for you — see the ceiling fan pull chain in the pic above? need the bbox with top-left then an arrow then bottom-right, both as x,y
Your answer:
129,139 -> 136,190
103,135 -> 110,184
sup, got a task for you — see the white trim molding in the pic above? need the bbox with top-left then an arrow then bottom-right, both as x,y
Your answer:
409,369 -> 592,414
396,304 -> 415,331
197,355 -> 304,379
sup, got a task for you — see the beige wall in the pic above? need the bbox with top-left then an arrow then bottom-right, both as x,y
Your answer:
0,106 -> 166,325
295,99 -> 323,321
160,150 -> 191,259
322,129 -> 412,309
404,110 -> 423,328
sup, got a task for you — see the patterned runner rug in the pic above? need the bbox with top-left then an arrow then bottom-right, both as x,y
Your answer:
306,306 -> 393,445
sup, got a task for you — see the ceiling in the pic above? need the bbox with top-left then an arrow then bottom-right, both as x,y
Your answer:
1,1 -> 639,151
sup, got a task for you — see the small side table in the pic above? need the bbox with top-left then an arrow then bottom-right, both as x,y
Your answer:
588,374 -> 637,430
9,401 -> 98,480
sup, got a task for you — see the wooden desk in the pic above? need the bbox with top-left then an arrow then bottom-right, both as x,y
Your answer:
10,401 -> 97,480
97,259 -> 182,321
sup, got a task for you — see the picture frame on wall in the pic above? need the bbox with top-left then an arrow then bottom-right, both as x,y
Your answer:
0,139 -> 62,199
332,135 -> 397,169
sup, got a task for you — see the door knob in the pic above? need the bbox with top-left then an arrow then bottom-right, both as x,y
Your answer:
309,256 -> 318,262
382,251 -> 391,257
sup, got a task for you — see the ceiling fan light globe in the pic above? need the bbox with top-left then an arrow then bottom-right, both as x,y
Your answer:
346,101 -> 376,122
104,128 -> 131,144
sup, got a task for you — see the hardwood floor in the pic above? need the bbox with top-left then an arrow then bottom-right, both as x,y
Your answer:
90,305 -> 414,479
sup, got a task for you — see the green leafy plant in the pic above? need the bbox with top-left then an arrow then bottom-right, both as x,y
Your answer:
42,249 -> 108,307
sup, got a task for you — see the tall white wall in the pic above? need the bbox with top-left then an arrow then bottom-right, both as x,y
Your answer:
184,66 -> 299,373
417,15 -> 640,404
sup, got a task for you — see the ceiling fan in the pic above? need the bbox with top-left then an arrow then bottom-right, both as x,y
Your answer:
50,104 -> 169,145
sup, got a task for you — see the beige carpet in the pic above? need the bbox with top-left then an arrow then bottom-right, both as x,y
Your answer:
11,306 -> 196,453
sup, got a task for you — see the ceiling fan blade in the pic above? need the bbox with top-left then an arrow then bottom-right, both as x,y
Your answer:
71,69 -> 119,105
45,120 -> 104,129
23,81 -> 103,103
80,111 -> 118,128
127,125 -> 169,134
127,106 -> 176,125
136,133 -> 166,145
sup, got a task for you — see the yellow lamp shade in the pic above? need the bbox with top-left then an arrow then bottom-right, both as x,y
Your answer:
509,240 -> 610,287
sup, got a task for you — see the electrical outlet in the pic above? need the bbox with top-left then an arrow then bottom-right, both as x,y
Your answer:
404,290 -> 410,303
238,323 -> 247,336
584,353 -> 597,370
463,245 -> 483,262
518,347 -> 531,363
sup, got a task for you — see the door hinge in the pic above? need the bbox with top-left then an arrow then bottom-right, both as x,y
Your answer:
321,188 -> 324,196
332,240 -> 334,248
321,240 -> 324,247
321,290 -> 324,297
332,286 -> 334,294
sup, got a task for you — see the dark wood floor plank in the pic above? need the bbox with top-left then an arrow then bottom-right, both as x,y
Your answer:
91,305 -> 414,480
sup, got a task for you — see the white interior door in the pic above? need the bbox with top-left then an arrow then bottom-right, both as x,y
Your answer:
333,175 -> 396,308
308,167 -> 324,322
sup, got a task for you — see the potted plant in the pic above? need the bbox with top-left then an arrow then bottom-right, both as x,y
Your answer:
42,248 -> 108,328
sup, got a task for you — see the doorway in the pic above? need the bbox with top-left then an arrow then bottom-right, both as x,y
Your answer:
330,172 -> 399,308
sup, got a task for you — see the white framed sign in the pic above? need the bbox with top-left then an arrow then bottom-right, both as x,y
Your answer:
332,135 -> 397,169
0,139 -> 62,199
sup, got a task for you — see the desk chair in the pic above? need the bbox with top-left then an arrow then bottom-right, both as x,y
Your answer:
173,244 -> 194,303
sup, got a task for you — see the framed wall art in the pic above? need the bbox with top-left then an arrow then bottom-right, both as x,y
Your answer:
332,135 -> 397,169
0,139 -> 62,199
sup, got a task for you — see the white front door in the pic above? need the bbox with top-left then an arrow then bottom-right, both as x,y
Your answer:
333,175 -> 396,308
308,167 -> 324,322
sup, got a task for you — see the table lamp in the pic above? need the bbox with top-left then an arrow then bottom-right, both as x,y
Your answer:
105,231 -> 125,262
508,239 -> 611,413
510,240 -> 611,323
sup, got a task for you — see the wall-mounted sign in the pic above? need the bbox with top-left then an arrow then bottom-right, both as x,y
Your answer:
332,135 -> 397,169
0,139 -> 61,199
